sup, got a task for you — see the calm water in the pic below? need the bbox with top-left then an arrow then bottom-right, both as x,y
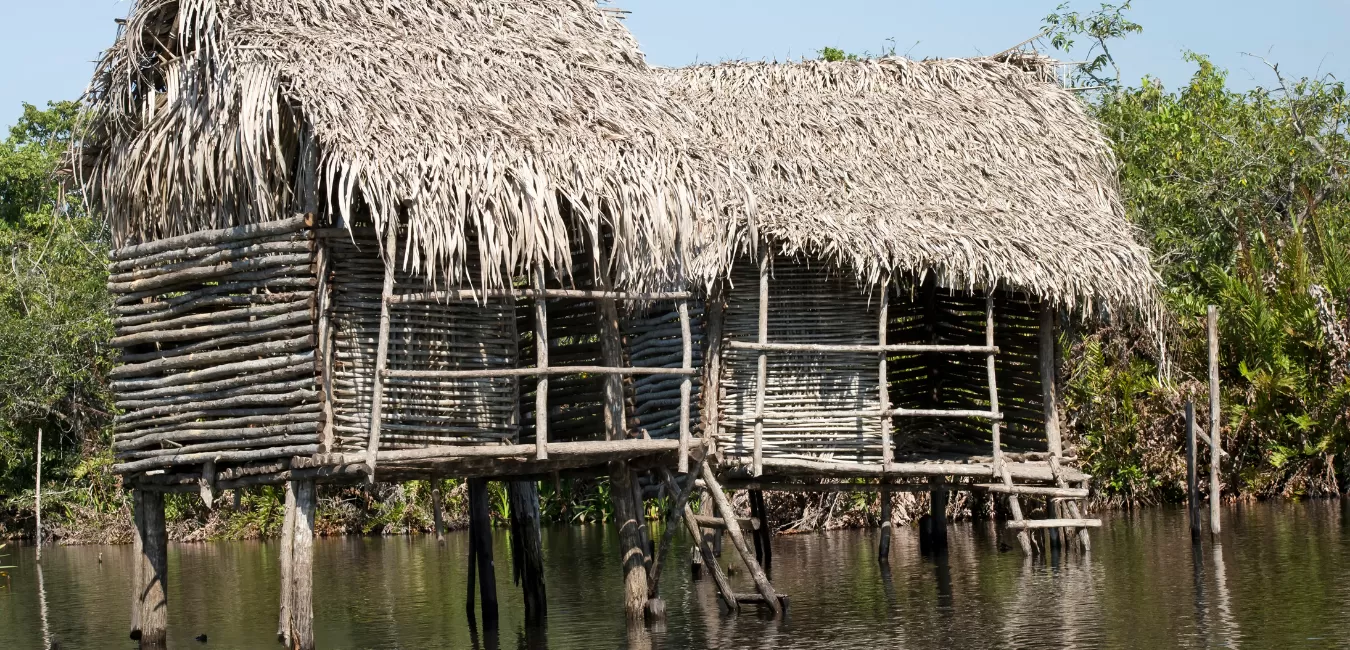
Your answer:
1,501 -> 1347,649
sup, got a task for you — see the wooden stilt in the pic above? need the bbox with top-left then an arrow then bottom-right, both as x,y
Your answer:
467,479 -> 498,627
1186,400 -> 1202,543
753,250 -> 770,477
432,480 -> 446,543
682,501 -> 738,612
129,489 -> 144,641
610,462 -> 649,621
278,482 -> 297,644
1207,305 -> 1222,537
507,480 -> 546,623
929,477 -> 949,552
288,480 -> 316,650
133,489 -> 168,648
363,217 -> 398,481
878,484 -> 893,562
749,490 -> 772,570
700,466 -> 782,616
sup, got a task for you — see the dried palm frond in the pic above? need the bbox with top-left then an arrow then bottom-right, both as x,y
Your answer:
669,57 -> 1161,322
77,0 -> 737,292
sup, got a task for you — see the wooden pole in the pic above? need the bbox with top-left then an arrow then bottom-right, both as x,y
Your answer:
535,263 -> 550,460
678,299 -> 693,473
1208,305 -> 1222,537
1039,307 -> 1062,457
129,489 -> 143,641
753,250 -> 769,477
1186,400 -> 1201,544
700,465 -> 782,615
507,480 -> 546,623
879,276 -> 892,470
467,479 -> 498,628
364,217 -> 398,480
34,427 -> 41,563
878,484 -> 893,562
278,482 -> 296,644
650,452 -> 707,598
929,477 -> 949,552
288,480 -> 316,650
133,489 -> 168,647
432,480 -> 446,543
610,463 -> 649,621
682,501 -> 738,612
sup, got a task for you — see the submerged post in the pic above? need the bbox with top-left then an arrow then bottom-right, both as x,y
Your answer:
432,480 -> 446,543
1207,305 -> 1222,537
278,483 -> 296,644
132,489 -> 168,648
288,480 -> 317,650
611,463 -> 650,621
467,479 -> 499,628
507,480 -> 546,623
929,477 -> 949,552
878,483 -> 893,562
1186,400 -> 1201,543
34,426 -> 42,563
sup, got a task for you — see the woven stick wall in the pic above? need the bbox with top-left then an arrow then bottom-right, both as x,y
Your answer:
624,304 -> 704,439
327,229 -> 520,453
109,216 -> 322,475
716,257 -> 1047,465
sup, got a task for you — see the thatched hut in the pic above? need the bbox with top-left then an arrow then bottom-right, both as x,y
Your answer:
667,55 -> 1160,567
79,0 -> 735,642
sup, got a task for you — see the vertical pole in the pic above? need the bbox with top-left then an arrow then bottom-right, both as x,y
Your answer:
700,283 -> 726,446
288,480 -> 316,650
610,464 -> 649,621
878,276 -> 892,470
929,477 -> 949,552
878,483 -> 893,563
678,300 -> 693,473
753,250 -> 770,476
278,482 -> 297,644
535,264 -> 550,460
432,480 -> 446,543
129,489 -> 143,641
134,489 -> 168,648
1186,400 -> 1201,544
34,427 -> 41,563
364,216 -> 398,480
467,479 -> 498,627
507,480 -> 546,624
989,292 -> 1032,555
1039,307 -> 1063,457
1208,305 -> 1222,537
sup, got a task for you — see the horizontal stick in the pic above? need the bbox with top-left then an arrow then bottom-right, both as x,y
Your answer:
725,457 -> 1089,482
384,366 -> 697,380
111,215 -> 311,261
971,484 -> 1089,498
691,515 -> 760,531
314,439 -> 680,464
115,291 -> 313,328
114,444 -> 319,474
107,253 -> 313,295
389,289 -> 693,304
110,337 -> 314,380
1006,519 -> 1102,529
116,423 -> 321,451
116,433 -> 320,461
728,341 -> 998,354
112,350 -> 315,390
713,480 -> 967,493
728,408 -> 1002,421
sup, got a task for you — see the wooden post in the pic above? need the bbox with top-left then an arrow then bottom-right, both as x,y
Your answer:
133,489 -> 168,647
1039,307 -> 1062,457
700,283 -> 727,446
535,263 -> 550,460
878,483 -> 893,562
747,490 -> 771,569
929,477 -> 949,552
467,479 -> 498,627
678,299 -> 693,472
1208,305 -> 1222,537
34,426 -> 41,563
700,465 -> 781,615
432,480 -> 446,543
683,500 -> 738,612
1186,400 -> 1201,544
507,480 -> 546,624
753,250 -> 769,476
278,482 -> 296,644
364,217 -> 398,480
610,463 -> 649,621
878,277 -> 893,470
989,292 -> 1033,555
288,480 -> 317,650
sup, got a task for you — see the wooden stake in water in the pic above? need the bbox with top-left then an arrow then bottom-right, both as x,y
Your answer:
34,427 -> 41,563
1185,400 -> 1201,544
1207,305 -> 1222,537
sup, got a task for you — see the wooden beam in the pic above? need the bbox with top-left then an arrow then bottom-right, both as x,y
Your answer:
728,341 -> 999,354
535,264 -> 549,460
389,288 -> 693,304
364,217 -> 398,480
878,275 -> 892,470
678,300 -> 693,472
753,250 -> 769,477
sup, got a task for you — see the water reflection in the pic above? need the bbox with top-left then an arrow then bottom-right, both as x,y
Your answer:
0,502 -> 1346,648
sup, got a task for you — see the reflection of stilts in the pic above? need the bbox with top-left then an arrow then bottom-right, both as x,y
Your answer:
1190,540 -> 1210,643
37,561 -> 51,650
1212,543 -> 1238,648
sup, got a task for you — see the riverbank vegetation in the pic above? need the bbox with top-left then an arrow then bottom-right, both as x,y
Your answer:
2,3 -> 1348,543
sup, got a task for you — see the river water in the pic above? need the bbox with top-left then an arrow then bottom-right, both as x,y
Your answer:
1,501 -> 1346,649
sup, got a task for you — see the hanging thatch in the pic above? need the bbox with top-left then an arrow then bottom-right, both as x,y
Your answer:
77,0 -> 735,292
669,56 -> 1160,316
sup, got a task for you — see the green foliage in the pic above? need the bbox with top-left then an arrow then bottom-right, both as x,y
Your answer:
1043,1 -> 1142,89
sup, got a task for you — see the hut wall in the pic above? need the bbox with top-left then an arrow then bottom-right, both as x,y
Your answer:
716,257 -> 1047,465
326,229 -> 520,453
624,304 -> 704,440
109,217 -> 323,474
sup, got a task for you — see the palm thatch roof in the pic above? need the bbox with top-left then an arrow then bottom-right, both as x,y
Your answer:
78,0 -> 733,291
669,56 -> 1160,316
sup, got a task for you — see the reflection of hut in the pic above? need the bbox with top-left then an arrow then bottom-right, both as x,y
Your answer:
80,0 -> 729,644
669,56 -> 1159,603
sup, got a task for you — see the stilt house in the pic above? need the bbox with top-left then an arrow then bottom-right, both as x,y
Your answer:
669,56 -> 1160,554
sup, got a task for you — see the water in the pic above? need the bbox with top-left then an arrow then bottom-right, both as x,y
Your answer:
1,501 -> 1347,649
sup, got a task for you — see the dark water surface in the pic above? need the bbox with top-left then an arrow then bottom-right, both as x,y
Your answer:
1,501 -> 1347,649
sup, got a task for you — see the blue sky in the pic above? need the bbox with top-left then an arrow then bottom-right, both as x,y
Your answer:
2,1 -> 1346,130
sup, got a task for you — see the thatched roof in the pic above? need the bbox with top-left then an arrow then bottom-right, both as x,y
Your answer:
669,57 -> 1160,315
78,0 -> 732,291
